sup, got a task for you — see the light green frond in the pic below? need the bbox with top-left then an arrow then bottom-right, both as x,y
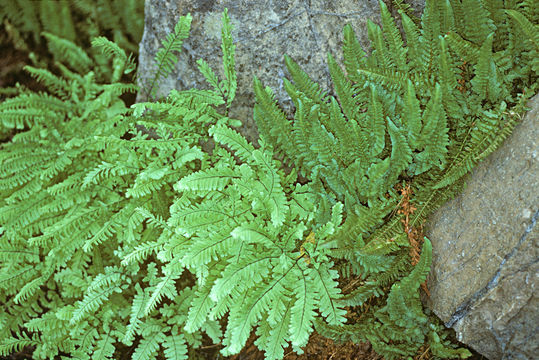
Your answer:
92,330 -> 116,360
253,76 -> 294,153
257,301 -> 292,360
121,240 -> 163,267
224,274 -> 288,354
0,333 -> 40,357
185,281 -> 215,333
419,0 -> 441,69
163,333 -> 188,360
366,85 -> 386,158
210,255 -> 274,302
459,0 -> 495,45
209,124 -> 256,163
144,271 -> 181,316
220,8 -> 237,106
123,284 -> 149,345
146,14 -> 192,98
91,36 -> 136,81
23,66 -> 70,99
342,24 -> 368,83
71,274 -> 123,324
132,328 -> 165,360
327,53 -> 359,125
42,32 -> 92,72
175,166 -> 239,192
471,33 -> 494,100
387,118 -> 412,183
367,19 -> 391,69
309,264 -> 346,325
289,267 -> 316,347
13,275 -> 45,304
230,225 -> 279,250
197,58 -> 222,95
400,11 -> 426,72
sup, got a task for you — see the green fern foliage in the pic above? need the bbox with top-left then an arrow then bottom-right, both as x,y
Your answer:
0,9 -> 240,360
1,1 -> 537,360
0,0 -> 143,54
145,14 -> 193,99
253,0 -> 537,358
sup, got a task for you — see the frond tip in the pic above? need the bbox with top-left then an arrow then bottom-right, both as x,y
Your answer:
146,13 -> 193,98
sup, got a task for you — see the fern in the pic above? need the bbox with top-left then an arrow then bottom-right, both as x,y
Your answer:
145,14 -> 193,99
1,1 -> 537,359
0,0 -> 143,78
252,0 -> 536,358
0,9 -> 246,360
162,332 -> 188,360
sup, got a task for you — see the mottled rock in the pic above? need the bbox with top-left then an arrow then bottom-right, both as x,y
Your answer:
136,0 -> 391,143
425,94 -> 539,360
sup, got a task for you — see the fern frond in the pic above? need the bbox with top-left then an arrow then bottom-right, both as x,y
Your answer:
220,8 -> 237,106
92,329 -> 116,360
365,85 -> 386,158
147,14 -> 193,98
289,267 -> 316,347
387,118 -> 412,183
471,33 -> 494,100
253,76 -> 294,157
42,32 -> 92,72
458,0 -> 495,45
175,166 -> 240,192
284,55 -> 328,105
144,270 -> 181,316
185,281 -> 216,333
309,264 -> 346,325
71,273 -> 123,324
0,333 -> 40,357
256,301 -> 292,360
123,284 -> 149,345
379,0 -> 407,71
209,124 -> 256,163
132,328 -> 165,360
342,24 -> 368,83
163,332 -> 188,360
23,66 -> 70,99
13,275 -> 45,304
224,273 -> 288,354
92,36 -> 136,81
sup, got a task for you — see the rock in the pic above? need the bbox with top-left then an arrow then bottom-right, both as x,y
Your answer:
136,0 -> 397,143
425,94 -> 539,360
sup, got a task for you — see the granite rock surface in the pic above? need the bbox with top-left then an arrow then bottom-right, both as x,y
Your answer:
425,94 -> 539,360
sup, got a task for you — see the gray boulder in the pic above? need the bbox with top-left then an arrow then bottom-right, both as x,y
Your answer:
425,94 -> 539,360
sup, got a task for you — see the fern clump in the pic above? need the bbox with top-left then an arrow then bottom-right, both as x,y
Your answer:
0,1 -> 537,360
252,0 -> 537,358
0,0 -> 143,98
0,11 -> 237,360
0,0 -> 143,53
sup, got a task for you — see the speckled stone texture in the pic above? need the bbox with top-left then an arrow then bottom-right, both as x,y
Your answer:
136,0 -> 396,143
425,94 -> 539,360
